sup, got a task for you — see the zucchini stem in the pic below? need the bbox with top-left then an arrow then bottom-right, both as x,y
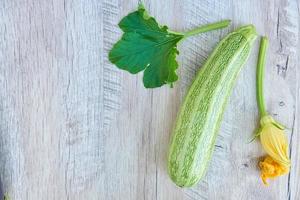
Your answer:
257,36 -> 268,117
179,20 -> 231,37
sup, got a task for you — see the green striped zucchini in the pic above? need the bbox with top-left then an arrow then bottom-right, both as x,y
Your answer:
168,25 -> 257,187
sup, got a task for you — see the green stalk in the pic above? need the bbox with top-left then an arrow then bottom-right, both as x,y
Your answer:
169,20 -> 231,37
184,20 -> 231,37
256,36 -> 268,117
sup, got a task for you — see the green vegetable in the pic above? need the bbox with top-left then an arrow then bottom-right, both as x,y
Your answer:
4,195 -> 9,200
109,4 -> 230,88
168,25 -> 257,187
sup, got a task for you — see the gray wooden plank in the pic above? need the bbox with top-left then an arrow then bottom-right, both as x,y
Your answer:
0,0 -> 106,199
288,1 -> 300,200
0,0 -> 298,199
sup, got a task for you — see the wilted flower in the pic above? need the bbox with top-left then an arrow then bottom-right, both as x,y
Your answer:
258,115 -> 290,185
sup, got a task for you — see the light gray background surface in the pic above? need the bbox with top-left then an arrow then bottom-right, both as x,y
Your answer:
0,0 -> 299,199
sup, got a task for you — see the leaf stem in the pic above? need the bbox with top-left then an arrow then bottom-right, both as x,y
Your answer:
183,20 -> 231,37
256,36 -> 268,117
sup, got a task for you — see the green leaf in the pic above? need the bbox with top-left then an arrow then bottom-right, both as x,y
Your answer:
248,127 -> 262,143
109,4 -> 230,88
272,121 -> 286,130
109,4 -> 183,88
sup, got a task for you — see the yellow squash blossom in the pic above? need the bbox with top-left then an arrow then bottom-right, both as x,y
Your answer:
258,115 -> 290,185
255,37 -> 291,185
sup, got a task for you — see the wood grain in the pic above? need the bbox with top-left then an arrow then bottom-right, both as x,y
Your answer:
0,0 -> 299,199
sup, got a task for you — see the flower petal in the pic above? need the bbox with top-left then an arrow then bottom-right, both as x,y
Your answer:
258,115 -> 291,185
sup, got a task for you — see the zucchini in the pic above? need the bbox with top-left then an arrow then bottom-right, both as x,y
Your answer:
168,25 -> 257,187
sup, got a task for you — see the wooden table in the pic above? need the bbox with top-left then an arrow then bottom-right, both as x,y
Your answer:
0,0 -> 299,199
